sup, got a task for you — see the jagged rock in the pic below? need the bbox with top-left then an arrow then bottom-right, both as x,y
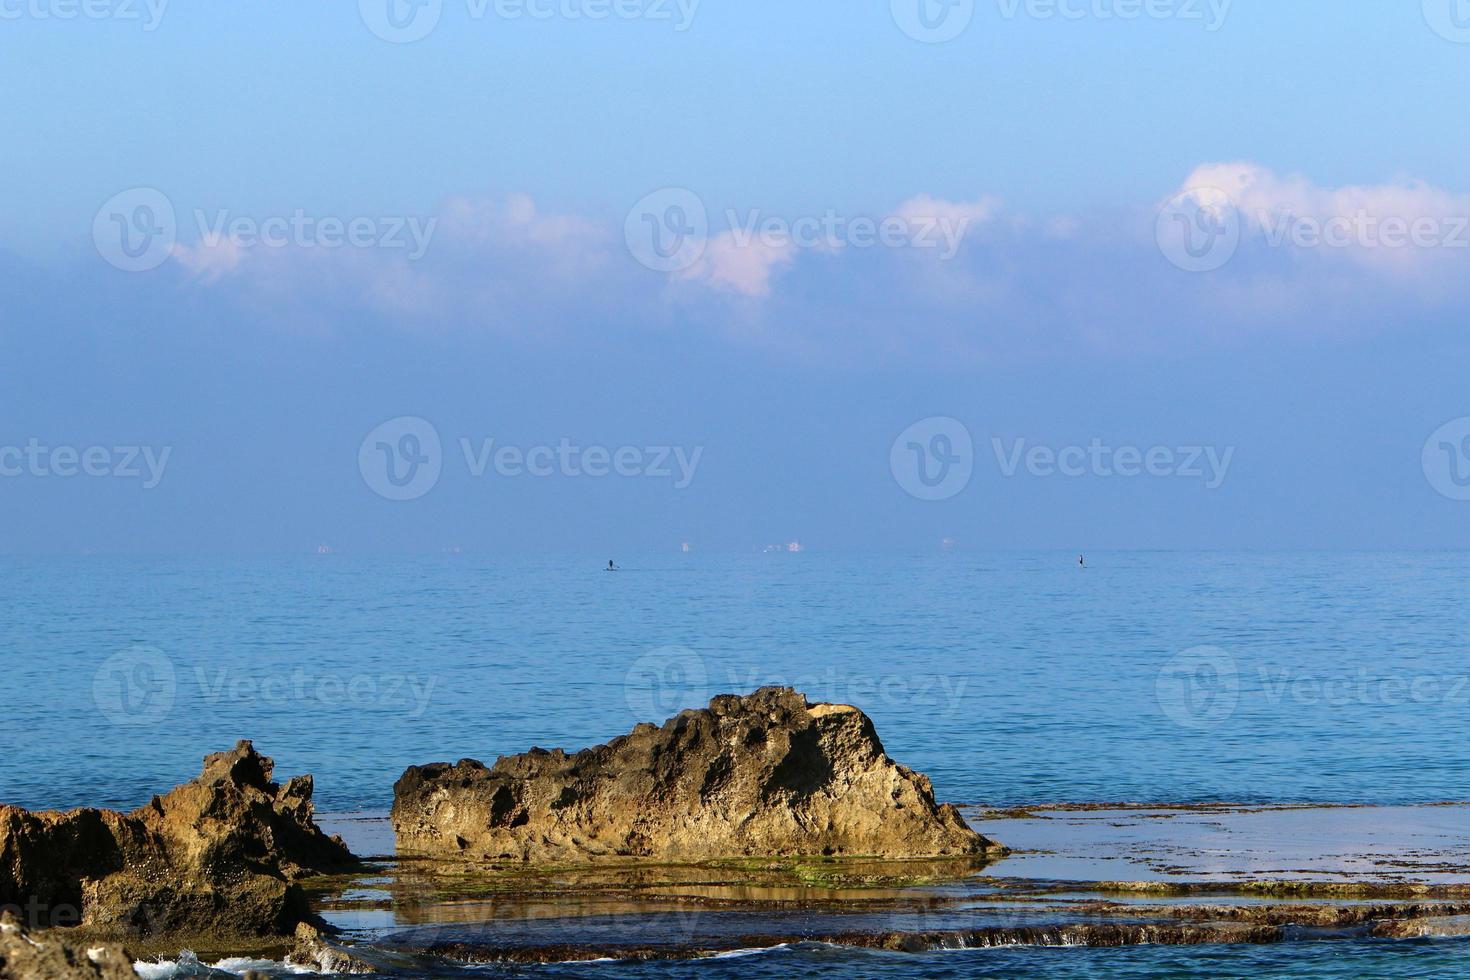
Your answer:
392,687 -> 1000,862
287,921 -> 380,974
0,910 -> 135,979
0,741 -> 355,940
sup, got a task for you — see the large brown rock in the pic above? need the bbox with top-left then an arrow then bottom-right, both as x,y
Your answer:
0,741 -> 354,939
392,687 -> 1000,862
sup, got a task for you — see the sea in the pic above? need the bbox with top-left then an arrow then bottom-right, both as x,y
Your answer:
4,551 -> 1470,977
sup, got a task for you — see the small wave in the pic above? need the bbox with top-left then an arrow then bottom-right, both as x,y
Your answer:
707,943 -> 794,959
133,949 -> 318,978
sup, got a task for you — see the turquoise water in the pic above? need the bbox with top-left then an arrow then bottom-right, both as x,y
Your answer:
3,551 -> 1469,812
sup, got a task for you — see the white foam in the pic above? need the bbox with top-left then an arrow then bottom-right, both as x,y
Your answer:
132,951 -> 317,978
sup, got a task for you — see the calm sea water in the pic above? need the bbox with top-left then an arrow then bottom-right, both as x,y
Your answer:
3,551 -> 1470,812
137,939 -> 1470,979
443,942 -> 1470,979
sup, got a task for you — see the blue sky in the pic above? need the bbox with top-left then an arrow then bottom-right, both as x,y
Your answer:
3,0 -> 1470,553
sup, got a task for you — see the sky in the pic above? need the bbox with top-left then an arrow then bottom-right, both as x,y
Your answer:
3,0 -> 1470,553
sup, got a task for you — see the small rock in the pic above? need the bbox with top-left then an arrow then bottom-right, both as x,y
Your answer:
0,741 -> 355,940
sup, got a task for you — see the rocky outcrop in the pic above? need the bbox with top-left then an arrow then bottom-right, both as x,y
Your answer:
0,741 -> 354,940
0,911 -> 135,980
393,687 -> 1000,862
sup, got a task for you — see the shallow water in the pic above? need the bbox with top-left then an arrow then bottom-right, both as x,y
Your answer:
134,939 -> 1470,979
3,551 -> 1470,812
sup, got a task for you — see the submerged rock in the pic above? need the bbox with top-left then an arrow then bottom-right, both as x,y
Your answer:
392,687 -> 1000,862
0,910 -> 135,980
0,741 -> 355,940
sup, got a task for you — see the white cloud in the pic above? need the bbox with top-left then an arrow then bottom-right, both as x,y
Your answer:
1173,162 -> 1470,276
678,231 -> 797,298
889,193 -> 999,233
171,234 -> 246,283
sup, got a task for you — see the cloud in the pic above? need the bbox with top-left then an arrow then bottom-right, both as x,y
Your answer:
171,234 -> 246,283
675,194 -> 1001,298
133,171 -> 1470,362
890,193 -> 1000,239
678,231 -> 797,297
1172,162 -> 1470,277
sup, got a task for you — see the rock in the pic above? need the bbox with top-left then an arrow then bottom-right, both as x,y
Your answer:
287,921 -> 380,974
0,741 -> 355,940
393,687 -> 1001,862
0,910 -> 135,979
